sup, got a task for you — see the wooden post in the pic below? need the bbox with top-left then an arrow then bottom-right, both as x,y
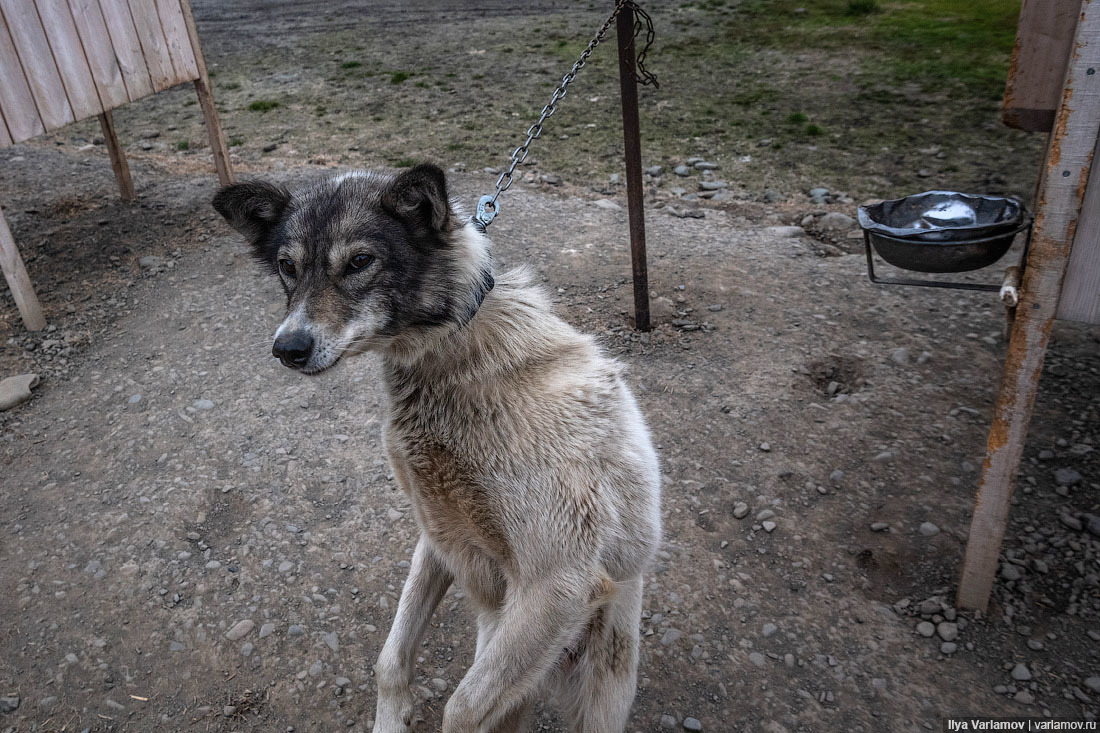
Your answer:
177,0 -> 233,186
957,0 -> 1100,611
98,111 -> 135,201
0,207 -> 46,331
616,4 -> 651,332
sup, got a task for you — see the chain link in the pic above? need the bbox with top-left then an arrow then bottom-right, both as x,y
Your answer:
474,0 -> 656,230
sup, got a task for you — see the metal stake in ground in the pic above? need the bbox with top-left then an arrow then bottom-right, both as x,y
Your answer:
617,3 -> 651,332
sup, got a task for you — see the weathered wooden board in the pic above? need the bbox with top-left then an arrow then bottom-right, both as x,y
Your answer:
0,12 -> 45,143
0,111 -> 12,145
67,0 -> 129,110
1,0 -> 74,131
155,0 -> 198,82
1003,0 -> 1081,132
97,0 -> 154,101
1057,133 -> 1100,324
126,0 -> 177,91
35,0 -> 103,120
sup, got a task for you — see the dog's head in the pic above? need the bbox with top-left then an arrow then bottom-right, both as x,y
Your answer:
213,164 -> 491,374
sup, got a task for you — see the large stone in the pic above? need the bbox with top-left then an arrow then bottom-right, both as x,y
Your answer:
818,212 -> 857,232
225,619 -> 255,641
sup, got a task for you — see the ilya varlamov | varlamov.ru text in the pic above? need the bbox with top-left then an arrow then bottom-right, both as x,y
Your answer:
945,720 -> 1097,731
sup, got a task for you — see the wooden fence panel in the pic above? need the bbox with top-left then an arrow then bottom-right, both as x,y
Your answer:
97,0 -> 153,101
0,12 -> 45,143
67,0 -> 129,110
155,0 -> 197,82
126,0 -> 175,91
0,0 -> 74,131
34,0 -> 103,120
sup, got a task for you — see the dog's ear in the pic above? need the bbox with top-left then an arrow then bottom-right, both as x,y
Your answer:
212,181 -> 292,263
381,163 -> 453,235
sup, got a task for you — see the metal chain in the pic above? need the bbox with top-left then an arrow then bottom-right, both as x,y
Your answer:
474,0 -> 657,230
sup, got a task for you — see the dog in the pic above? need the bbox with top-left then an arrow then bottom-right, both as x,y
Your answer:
213,164 -> 662,732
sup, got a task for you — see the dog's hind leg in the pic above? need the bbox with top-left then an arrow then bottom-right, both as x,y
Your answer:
374,536 -> 453,733
474,610 -> 536,733
442,575 -> 591,733
557,575 -> 643,733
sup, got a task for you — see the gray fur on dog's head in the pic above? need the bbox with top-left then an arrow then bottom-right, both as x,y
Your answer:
213,164 -> 493,373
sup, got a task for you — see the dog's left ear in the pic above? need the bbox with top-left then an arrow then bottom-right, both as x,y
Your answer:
212,180 -> 292,264
382,164 -> 453,234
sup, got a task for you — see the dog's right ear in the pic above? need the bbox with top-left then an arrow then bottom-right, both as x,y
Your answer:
212,181 -> 291,264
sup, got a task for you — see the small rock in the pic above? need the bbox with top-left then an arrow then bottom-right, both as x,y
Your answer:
683,718 -> 703,731
279,560 -> 294,573
225,620 -> 254,641
645,165 -> 663,176
1084,677 -> 1100,693
323,632 -> 339,651
817,212 -> 857,232
259,623 -> 276,639
762,623 -> 778,637
693,161 -> 718,170
764,225 -> 804,238
1014,690 -> 1035,705
762,521 -> 777,533
936,622 -> 958,642
917,621 -> 935,638
193,399 -> 214,410
1060,514 -> 1083,532
829,469 -> 844,484
940,642 -> 957,654
1011,663 -> 1032,681
386,507 -> 404,522
808,187 -> 830,200
699,180 -> 727,191
660,714 -> 678,729
334,676 -> 351,688
707,304 -> 723,312
0,695 -> 20,713
673,165 -> 691,177
262,142 -> 278,153
241,642 -> 253,657
1084,513 -> 1100,537
758,442 -> 771,452
890,347 -> 910,366
871,522 -> 890,532
660,628 -> 682,647
223,705 -> 237,717
1054,468 -> 1082,486
288,624 -> 305,637
749,652 -> 766,667
430,678 -> 447,692
872,451 -> 894,463
919,522 -> 940,537
593,199 -> 622,211
733,502 -> 749,519
756,509 -> 775,521
138,255 -> 165,269
1001,563 -> 1023,581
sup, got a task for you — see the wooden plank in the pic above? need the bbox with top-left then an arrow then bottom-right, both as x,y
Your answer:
34,0 -> 103,121
0,0 -> 75,132
958,0 -> 1100,612
98,111 -> 134,200
1003,0 -> 1080,132
97,0 -> 153,101
179,0 -> 232,185
0,206 -> 46,331
1057,134 -> 1100,323
67,0 -> 128,110
0,110 -> 12,146
126,0 -> 177,91
0,14 -> 45,142
154,0 -> 197,82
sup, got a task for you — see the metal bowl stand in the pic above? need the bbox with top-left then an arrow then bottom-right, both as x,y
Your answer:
864,221 -> 1033,291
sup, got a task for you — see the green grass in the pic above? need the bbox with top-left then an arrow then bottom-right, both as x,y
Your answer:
340,60 -> 362,69
786,112 -> 808,124
247,100 -> 280,112
390,71 -> 411,84
391,156 -> 417,167
228,137 -> 244,148
176,140 -> 190,151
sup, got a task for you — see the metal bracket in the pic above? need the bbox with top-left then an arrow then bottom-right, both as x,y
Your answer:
473,195 -> 498,232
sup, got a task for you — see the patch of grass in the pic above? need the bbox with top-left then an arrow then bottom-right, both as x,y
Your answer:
392,157 -> 417,168
176,140 -> 190,151
390,71 -> 411,84
805,124 -> 824,136
786,112 -> 808,124
221,81 -> 241,91
247,100 -> 280,112
415,81 -> 429,88
845,0 -> 879,15
341,60 -> 362,69
314,105 -> 327,117
228,137 -> 244,148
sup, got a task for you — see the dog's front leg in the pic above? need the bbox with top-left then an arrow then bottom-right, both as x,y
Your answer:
443,575 -> 589,733
374,535 -> 453,733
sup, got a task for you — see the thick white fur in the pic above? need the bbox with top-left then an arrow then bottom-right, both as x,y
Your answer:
372,222 -> 661,732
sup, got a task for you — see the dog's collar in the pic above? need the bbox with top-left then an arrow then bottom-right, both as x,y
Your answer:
453,264 -> 494,330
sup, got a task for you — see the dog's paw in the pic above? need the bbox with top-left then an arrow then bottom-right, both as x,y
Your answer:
373,693 -> 415,733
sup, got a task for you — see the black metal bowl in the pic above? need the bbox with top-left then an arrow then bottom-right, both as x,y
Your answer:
866,227 -> 1024,273
858,191 -> 1028,273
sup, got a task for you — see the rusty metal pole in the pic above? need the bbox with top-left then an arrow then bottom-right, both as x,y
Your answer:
616,4 -> 651,331
956,0 -> 1100,612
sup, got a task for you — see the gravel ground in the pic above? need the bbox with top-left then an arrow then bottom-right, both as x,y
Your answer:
0,2 -> 1097,732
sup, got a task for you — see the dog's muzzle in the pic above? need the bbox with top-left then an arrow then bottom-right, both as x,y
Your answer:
272,330 -> 314,369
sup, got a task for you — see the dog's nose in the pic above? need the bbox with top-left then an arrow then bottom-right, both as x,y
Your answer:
272,331 -> 314,369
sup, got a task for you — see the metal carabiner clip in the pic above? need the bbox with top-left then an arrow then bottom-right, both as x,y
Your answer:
473,195 -> 499,232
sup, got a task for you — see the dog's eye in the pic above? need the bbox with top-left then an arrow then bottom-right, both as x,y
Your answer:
346,253 -> 374,274
278,258 -> 297,278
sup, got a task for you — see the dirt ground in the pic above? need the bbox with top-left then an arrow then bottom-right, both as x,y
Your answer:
1,2 -> 1098,732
